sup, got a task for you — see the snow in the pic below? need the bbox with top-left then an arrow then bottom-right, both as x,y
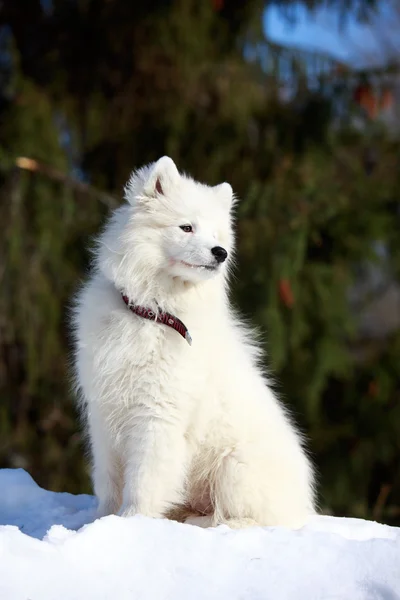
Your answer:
0,469 -> 399,600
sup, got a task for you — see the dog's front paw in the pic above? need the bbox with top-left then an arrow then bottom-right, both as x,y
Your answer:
118,504 -> 138,518
96,498 -> 120,519
118,503 -> 165,519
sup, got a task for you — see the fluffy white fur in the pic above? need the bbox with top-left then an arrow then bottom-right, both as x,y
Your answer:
72,156 -> 316,529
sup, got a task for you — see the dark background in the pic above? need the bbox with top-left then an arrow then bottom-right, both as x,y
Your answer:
0,0 -> 399,525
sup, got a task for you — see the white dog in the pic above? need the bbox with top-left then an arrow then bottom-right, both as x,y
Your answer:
72,157 -> 316,528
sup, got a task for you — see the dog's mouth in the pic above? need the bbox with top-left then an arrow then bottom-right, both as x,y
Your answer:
180,261 -> 217,272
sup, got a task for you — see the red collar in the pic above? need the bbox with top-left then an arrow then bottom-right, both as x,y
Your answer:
121,294 -> 192,345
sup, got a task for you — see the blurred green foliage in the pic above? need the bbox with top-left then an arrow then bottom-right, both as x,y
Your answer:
0,0 -> 399,524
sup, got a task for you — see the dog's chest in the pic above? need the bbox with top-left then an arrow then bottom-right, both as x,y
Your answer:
94,315 -> 205,415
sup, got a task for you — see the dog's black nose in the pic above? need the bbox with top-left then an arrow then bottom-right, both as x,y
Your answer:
211,246 -> 228,263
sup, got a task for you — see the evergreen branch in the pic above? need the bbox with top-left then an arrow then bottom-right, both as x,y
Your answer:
373,483 -> 392,522
15,157 -> 118,209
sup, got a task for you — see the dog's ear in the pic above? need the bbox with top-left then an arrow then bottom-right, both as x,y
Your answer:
144,156 -> 180,197
213,182 -> 233,210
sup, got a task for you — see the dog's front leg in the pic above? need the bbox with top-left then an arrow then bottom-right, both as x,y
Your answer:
119,417 -> 188,519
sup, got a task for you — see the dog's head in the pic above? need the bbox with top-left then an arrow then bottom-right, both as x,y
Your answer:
98,157 -> 236,289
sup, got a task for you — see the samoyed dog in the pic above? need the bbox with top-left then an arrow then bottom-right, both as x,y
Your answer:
72,156 -> 316,528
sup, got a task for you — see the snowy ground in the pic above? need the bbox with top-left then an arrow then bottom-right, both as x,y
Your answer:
0,469 -> 399,600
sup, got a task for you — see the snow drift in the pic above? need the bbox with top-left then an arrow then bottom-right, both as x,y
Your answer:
0,469 -> 399,600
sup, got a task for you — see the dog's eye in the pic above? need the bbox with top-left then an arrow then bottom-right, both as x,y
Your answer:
179,225 -> 193,233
